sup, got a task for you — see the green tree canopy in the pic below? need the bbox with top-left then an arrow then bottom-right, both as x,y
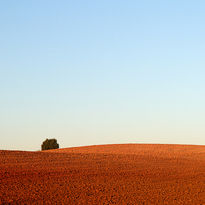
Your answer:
41,138 -> 59,150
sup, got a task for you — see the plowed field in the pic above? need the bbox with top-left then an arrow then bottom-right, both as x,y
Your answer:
1,144 -> 205,204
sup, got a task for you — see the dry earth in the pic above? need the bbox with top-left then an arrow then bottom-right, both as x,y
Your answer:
1,144 -> 205,204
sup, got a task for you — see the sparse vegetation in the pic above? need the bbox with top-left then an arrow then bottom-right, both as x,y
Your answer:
41,138 -> 59,150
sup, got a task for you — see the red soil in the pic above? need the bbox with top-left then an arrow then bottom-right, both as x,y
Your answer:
1,144 -> 205,204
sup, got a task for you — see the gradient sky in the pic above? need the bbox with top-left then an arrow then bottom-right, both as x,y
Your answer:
1,1 -> 205,150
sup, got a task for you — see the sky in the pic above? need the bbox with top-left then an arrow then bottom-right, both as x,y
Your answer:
1,1 -> 205,151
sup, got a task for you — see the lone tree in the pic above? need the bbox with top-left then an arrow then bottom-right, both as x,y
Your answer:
41,138 -> 59,150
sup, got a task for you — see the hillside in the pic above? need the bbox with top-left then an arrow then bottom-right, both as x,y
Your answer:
1,144 -> 205,204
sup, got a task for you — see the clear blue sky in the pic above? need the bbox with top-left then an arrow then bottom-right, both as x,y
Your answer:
1,1 -> 205,150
